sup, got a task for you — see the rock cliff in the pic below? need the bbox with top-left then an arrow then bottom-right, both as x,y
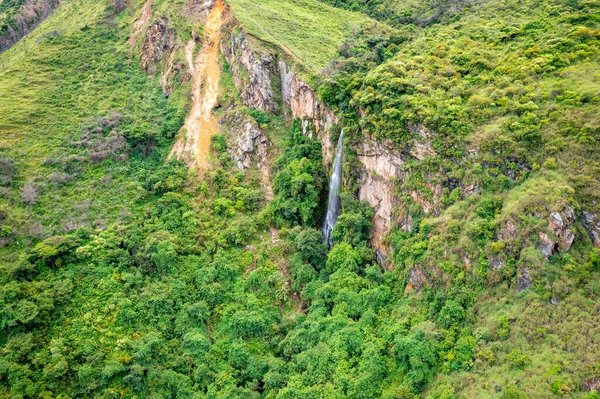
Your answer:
220,28 -> 279,113
219,19 -> 338,164
354,123 -> 441,268
356,138 -> 405,268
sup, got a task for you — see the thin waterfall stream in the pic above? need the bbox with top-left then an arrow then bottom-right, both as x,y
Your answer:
322,131 -> 344,245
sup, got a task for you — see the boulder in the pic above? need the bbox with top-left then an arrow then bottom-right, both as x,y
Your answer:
539,205 -> 576,257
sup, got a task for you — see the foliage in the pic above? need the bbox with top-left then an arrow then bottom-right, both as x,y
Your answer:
0,0 -> 599,397
271,120 -> 326,226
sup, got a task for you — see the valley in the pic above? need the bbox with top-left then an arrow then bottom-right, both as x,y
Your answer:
0,0 -> 599,398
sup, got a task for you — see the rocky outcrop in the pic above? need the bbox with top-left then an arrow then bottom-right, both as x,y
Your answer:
140,18 -> 174,73
410,183 -> 443,215
354,123 -> 442,268
279,59 -> 338,162
278,61 -> 338,132
581,210 -> 600,248
582,377 -> 600,392
497,219 -> 519,241
0,0 -> 60,53
219,110 -> 273,198
278,60 -> 338,161
357,138 -> 406,268
219,18 -> 338,163
220,30 -> 278,113
489,257 -> 504,270
357,139 -> 406,180
516,267 -> 532,291
407,123 -> 437,160
405,264 -> 428,292
221,116 -> 269,171
361,174 -> 395,267
538,205 -> 576,258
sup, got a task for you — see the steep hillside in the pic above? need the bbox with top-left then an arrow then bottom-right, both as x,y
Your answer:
0,0 -> 599,398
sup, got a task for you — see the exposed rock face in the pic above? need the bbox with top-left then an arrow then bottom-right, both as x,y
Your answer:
539,232 -> 555,258
224,119 -> 268,171
361,174 -> 395,267
127,0 -> 153,48
516,267 -> 532,291
538,205 -> 576,257
357,138 -> 406,268
549,207 -> 575,251
219,21 -> 338,163
462,183 -> 479,198
357,139 -> 405,180
140,18 -> 175,75
278,60 -> 338,161
581,211 -> 600,248
0,0 -> 60,53
410,183 -> 443,215
407,123 -> 437,160
405,264 -> 428,292
354,124 -> 442,268
221,30 -> 278,113
219,111 -> 272,198
489,257 -> 504,270
497,219 -> 519,241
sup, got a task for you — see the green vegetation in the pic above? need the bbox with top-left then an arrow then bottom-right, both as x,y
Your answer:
317,0 -> 600,396
318,0 -> 474,27
227,0 -> 381,72
1,0 -> 599,397
0,0 -> 27,33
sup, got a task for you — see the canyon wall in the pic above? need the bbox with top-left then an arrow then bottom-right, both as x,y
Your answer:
220,22 -> 338,164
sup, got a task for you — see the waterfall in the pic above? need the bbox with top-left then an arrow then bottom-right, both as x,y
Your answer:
322,131 -> 344,246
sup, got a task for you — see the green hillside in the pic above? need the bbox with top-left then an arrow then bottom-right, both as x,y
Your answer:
227,0 -> 383,72
0,0 -> 599,398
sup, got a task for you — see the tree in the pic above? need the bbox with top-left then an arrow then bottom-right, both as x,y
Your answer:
326,243 -> 361,274
438,300 -> 465,329
295,228 -> 328,269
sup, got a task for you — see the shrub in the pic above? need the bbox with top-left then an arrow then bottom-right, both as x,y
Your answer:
507,349 -> 529,369
438,300 -> 465,329
0,155 -> 16,186
213,197 -> 235,217
295,228 -> 328,269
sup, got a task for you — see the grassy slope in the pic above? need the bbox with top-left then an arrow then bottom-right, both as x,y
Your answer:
227,0 -> 379,73
0,0 -> 187,245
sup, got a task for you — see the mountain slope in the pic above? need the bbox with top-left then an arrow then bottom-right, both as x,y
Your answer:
0,0 -> 599,398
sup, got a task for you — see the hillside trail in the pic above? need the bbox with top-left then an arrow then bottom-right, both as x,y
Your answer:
170,0 -> 224,169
